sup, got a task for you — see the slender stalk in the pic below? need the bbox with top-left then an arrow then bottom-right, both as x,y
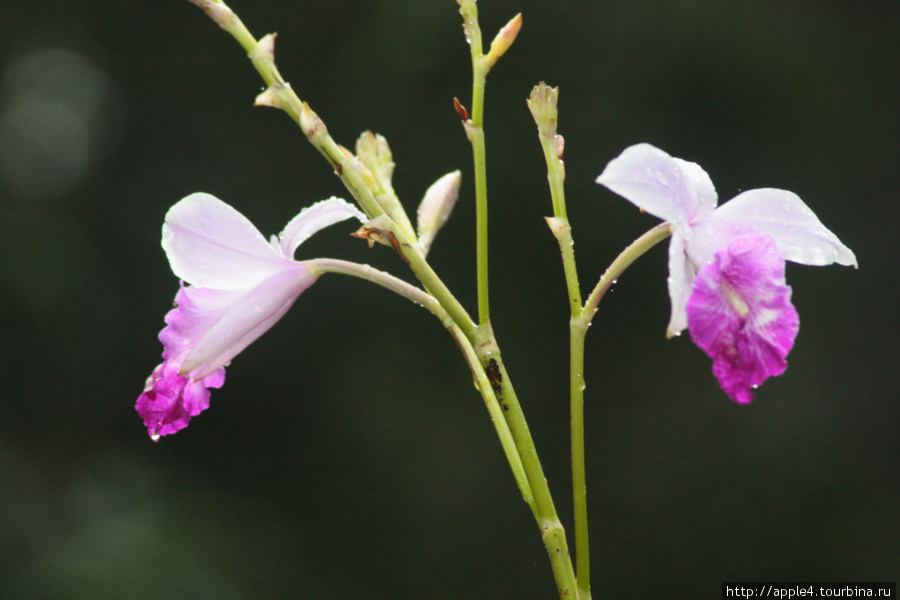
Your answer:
472,116 -> 490,325
457,0 -> 491,325
530,82 -> 672,600
473,327 -> 578,599
530,82 -> 592,599
312,258 -> 534,510
548,222 -> 592,600
582,223 -> 673,317
456,7 -> 578,596
569,317 -> 590,599
548,216 -> 592,600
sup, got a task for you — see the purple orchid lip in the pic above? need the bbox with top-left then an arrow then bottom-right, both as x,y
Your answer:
136,193 -> 365,440
686,233 -> 799,403
597,143 -> 855,402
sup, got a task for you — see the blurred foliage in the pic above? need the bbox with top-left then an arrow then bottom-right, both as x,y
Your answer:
1,1 -> 897,598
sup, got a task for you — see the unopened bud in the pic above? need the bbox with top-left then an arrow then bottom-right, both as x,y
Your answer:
485,13 -> 523,69
186,0 -> 236,30
355,131 -> 396,192
527,82 -> 559,139
417,170 -> 462,254
453,97 -> 469,121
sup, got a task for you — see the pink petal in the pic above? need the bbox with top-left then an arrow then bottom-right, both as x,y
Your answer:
180,264 -> 318,378
686,232 -> 799,403
136,360 -> 225,441
137,282 -> 230,440
136,261 -> 318,439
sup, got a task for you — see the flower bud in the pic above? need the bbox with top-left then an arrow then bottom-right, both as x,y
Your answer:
417,170 -> 462,254
527,83 -> 559,139
355,131 -> 395,192
485,13 -> 523,69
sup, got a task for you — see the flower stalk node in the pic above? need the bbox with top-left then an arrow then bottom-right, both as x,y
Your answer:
299,102 -> 329,145
253,32 -> 276,62
351,217 -> 411,264
254,85 -> 283,108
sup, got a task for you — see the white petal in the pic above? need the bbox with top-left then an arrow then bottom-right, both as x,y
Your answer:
596,143 -> 717,234
163,193 -> 288,290
712,188 -> 857,267
665,231 -> 694,336
277,197 -> 366,258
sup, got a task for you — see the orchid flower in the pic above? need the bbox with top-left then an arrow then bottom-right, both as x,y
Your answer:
136,192 -> 366,440
596,143 -> 856,403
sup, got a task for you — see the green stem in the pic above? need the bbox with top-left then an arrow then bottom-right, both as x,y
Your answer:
474,327 -> 578,599
569,315 -> 591,600
312,258 -> 534,510
548,219 -> 592,600
531,82 -> 592,598
458,7 -> 577,596
573,225 -> 674,599
472,115 -> 490,325
548,220 -> 592,600
358,213 -> 478,338
458,0 -> 491,325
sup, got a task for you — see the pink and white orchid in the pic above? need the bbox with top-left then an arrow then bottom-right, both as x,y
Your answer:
136,192 -> 366,440
596,143 -> 856,403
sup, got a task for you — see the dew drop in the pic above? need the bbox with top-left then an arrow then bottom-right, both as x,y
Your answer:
150,432 -> 160,442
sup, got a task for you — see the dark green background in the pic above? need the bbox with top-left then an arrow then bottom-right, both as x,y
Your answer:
1,1 -> 896,598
